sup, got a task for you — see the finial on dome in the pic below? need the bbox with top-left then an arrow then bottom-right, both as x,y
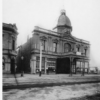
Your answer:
61,9 -> 66,15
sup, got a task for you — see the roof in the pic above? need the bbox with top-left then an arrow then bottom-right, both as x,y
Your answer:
3,23 -> 18,34
57,10 -> 71,27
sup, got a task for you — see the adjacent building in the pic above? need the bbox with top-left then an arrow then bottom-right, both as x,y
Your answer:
3,23 -> 18,73
18,10 -> 90,74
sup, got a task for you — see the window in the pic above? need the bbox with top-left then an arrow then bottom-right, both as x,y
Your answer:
77,47 -> 80,52
3,57 -> 5,70
36,57 -> 45,69
84,49 -> 87,55
41,40 -> 45,51
12,40 -> 15,50
53,42 -> 57,52
64,43 -> 71,52
67,31 -> 70,34
76,46 -> 80,52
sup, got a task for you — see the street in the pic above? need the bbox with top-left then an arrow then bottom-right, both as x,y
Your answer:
3,83 -> 100,100
3,74 -> 100,100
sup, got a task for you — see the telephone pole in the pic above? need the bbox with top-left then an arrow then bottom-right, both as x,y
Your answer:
39,42 -> 42,76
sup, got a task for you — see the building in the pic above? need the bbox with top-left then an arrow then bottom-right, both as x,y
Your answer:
89,67 -> 98,74
18,10 -> 90,74
3,23 -> 18,73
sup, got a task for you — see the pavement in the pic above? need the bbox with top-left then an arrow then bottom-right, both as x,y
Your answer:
3,73 -> 100,90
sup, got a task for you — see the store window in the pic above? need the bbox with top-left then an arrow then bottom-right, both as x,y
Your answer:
36,57 -> 45,72
36,57 -> 39,69
47,58 -> 56,72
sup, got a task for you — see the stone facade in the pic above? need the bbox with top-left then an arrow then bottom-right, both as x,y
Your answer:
3,23 -> 18,73
19,10 -> 90,74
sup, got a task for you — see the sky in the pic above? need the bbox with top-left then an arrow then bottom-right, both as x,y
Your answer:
3,0 -> 100,69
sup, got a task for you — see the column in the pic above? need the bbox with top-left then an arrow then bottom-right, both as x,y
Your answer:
82,60 -> 85,76
59,40 -> 62,53
45,58 -> 47,74
7,57 -> 11,73
72,59 -> 74,74
81,62 -> 82,74
69,57 -> 73,76
75,60 -> 76,74
80,61 -> 81,73
88,62 -> 89,74
62,41 -> 64,53
72,64 -> 74,73
72,64 -> 73,74
84,61 -> 85,74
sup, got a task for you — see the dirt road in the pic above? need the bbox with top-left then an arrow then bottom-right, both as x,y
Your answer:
3,83 -> 100,100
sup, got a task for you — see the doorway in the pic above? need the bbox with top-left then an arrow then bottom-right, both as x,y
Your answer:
56,57 -> 70,74
11,57 -> 15,74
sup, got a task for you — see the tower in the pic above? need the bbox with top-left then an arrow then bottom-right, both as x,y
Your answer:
54,10 -> 72,36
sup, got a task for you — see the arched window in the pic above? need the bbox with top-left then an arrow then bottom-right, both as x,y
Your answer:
76,45 -> 80,52
12,40 -> 15,50
64,43 -> 71,52
41,40 -> 45,51
53,42 -> 57,52
84,48 -> 87,55
77,47 -> 80,52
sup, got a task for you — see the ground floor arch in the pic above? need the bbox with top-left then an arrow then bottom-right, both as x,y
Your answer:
56,57 -> 70,74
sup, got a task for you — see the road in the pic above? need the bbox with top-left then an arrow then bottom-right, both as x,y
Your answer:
3,83 -> 100,100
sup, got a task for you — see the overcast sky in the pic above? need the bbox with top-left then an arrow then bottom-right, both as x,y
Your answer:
3,0 -> 100,69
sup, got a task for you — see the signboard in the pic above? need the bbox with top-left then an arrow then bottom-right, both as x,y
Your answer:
76,52 -> 81,55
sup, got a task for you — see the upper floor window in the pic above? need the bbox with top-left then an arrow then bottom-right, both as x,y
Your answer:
77,47 -> 80,52
12,40 -> 15,50
64,43 -> 71,52
84,49 -> 87,55
41,40 -> 45,51
53,42 -> 57,52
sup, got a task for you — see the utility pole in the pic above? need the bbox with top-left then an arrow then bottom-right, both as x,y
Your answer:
39,42 -> 42,77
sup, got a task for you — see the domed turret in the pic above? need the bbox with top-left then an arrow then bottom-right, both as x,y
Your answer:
54,9 -> 72,34
57,9 -> 71,27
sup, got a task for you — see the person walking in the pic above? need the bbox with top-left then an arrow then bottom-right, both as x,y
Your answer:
21,56 -> 24,77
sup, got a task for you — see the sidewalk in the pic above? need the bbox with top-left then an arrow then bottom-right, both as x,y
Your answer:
3,74 -> 100,90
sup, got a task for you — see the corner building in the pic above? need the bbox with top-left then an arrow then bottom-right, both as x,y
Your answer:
3,23 -> 18,73
21,10 -> 90,74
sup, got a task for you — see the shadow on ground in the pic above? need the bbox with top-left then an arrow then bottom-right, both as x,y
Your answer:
68,93 -> 100,100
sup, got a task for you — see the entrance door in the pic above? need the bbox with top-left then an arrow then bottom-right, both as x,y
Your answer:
56,57 -> 70,74
11,58 -> 15,74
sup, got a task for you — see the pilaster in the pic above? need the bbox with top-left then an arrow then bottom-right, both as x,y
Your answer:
30,56 -> 36,74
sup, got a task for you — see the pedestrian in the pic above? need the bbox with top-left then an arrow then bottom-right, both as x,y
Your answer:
21,56 -> 24,77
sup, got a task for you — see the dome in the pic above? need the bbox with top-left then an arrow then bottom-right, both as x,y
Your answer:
57,10 -> 71,27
